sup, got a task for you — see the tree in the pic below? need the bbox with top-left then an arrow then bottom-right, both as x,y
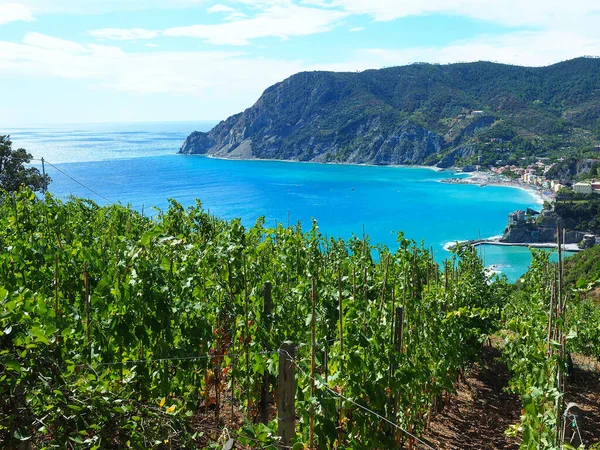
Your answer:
0,135 -> 50,193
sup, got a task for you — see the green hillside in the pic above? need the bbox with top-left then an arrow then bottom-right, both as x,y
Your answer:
180,58 -> 600,167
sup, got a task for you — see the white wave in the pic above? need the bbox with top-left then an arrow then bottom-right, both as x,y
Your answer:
443,240 -> 466,251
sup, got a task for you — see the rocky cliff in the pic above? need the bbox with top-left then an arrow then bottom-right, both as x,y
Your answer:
501,208 -> 592,244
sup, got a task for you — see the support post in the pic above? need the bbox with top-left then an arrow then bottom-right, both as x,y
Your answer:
41,157 -> 47,193
260,282 -> 273,424
395,306 -> 405,353
84,262 -> 91,361
309,277 -> 316,449
278,342 -> 296,447
54,255 -> 59,321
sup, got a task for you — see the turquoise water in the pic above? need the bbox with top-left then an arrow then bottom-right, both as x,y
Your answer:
476,245 -> 568,282
3,122 -> 553,281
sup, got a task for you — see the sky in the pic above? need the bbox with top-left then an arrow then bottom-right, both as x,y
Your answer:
1,0 -> 600,125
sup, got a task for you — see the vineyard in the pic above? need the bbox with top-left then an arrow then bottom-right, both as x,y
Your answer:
1,188 -> 599,449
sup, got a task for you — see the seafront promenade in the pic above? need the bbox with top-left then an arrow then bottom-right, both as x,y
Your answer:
440,171 -> 554,203
446,237 -> 581,252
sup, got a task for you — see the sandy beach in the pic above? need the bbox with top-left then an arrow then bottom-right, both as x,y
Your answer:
440,170 -> 552,204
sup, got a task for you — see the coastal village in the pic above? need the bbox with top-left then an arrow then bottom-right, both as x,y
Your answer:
490,161 -> 600,195
443,158 -> 600,250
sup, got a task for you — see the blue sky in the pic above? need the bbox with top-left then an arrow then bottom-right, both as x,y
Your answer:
1,0 -> 599,125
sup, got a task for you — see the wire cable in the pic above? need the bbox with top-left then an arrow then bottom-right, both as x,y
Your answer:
278,348 -> 437,450
78,349 -> 276,369
33,157 -> 114,204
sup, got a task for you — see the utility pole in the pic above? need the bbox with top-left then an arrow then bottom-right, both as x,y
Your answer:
41,157 -> 47,193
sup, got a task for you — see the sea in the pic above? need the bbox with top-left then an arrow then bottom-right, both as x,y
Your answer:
2,121 -> 566,282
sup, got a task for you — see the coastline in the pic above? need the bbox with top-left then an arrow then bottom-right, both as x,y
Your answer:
439,171 -> 551,205
195,153 -> 445,172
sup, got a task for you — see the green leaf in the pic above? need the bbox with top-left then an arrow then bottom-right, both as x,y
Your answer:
13,429 -> 31,441
29,327 -> 49,345
305,313 -> 313,327
252,354 -> 266,375
3,359 -> 21,371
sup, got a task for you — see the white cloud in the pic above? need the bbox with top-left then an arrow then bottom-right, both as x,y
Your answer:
0,32 -> 304,99
86,44 -> 127,58
304,0 -> 600,28
165,4 -> 346,44
224,11 -> 248,20
90,28 -> 160,41
4,25 -> 599,100
0,2 -> 34,25
0,33 -> 128,79
23,32 -> 89,53
90,3 -> 347,46
207,3 -> 236,13
349,27 -> 364,32
13,0 -> 208,14
207,4 -> 248,21
308,29 -> 600,73
14,0 -> 600,32
2,23 -> 600,124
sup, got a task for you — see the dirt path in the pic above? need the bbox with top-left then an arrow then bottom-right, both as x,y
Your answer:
423,348 -> 600,450
423,347 -> 520,449
565,355 -> 600,447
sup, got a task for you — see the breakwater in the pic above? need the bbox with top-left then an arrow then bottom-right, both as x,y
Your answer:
446,238 -> 581,252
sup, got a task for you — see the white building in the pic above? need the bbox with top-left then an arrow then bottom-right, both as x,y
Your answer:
573,182 -> 593,194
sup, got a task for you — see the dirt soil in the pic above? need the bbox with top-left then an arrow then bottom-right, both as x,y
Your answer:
565,354 -> 600,447
424,348 -> 600,450
423,346 -> 520,449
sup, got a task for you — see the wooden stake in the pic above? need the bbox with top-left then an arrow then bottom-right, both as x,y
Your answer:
84,262 -> 91,361
395,307 -> 405,354
378,254 -> 390,324
243,256 -> 250,414
260,282 -> 273,424
555,224 -> 565,446
547,276 -> 555,355
310,277 -> 317,449
277,342 -> 296,447
337,267 -> 344,371
231,323 -> 236,424
54,255 -> 59,320
352,267 -> 356,301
